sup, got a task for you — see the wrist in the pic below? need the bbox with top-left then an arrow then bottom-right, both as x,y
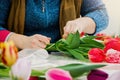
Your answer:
8,33 -> 29,49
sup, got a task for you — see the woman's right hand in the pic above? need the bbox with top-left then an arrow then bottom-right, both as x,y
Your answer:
8,33 -> 51,49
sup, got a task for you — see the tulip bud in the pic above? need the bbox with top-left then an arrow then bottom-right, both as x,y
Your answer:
1,41 -> 18,67
88,48 -> 105,62
10,57 -> 31,80
45,68 -> 72,80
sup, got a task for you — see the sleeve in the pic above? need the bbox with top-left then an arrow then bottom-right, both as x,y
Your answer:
0,0 -> 11,42
80,0 -> 109,34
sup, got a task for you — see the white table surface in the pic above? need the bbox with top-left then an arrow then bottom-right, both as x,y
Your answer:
18,49 -> 120,80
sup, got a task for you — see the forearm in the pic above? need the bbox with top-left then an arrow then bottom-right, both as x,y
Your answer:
85,9 -> 109,34
81,0 -> 109,34
8,33 -> 29,49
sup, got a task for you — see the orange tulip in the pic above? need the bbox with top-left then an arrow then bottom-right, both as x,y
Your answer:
1,41 -> 18,67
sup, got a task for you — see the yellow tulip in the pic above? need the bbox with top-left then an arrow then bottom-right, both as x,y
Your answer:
0,42 -> 3,62
1,41 -> 18,67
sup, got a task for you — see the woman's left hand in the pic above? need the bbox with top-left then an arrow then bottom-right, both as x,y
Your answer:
62,17 -> 96,39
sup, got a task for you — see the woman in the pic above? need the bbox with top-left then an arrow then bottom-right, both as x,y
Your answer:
0,0 -> 108,49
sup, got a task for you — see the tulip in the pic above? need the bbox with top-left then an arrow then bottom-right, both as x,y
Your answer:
95,33 -> 112,41
45,68 -> 72,80
10,57 -> 31,80
1,41 -> 18,67
104,39 -> 120,53
80,32 -> 85,37
88,48 -> 105,62
105,49 -> 120,63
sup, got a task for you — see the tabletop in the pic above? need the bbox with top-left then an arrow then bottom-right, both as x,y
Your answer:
18,49 -> 120,80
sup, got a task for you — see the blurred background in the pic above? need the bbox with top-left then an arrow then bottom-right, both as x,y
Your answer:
100,0 -> 120,35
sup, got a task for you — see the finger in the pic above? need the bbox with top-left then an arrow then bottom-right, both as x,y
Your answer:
64,24 -> 72,33
62,33 -> 68,39
34,34 -> 51,44
72,23 -> 79,33
31,39 -> 46,49
63,27 -> 69,39
65,21 -> 77,34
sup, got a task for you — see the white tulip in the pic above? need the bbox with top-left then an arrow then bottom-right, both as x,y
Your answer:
10,57 -> 31,80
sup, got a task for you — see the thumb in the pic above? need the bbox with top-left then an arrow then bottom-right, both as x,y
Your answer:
62,33 -> 68,39
62,27 -> 69,39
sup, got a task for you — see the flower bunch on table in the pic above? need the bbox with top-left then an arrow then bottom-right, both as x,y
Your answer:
46,32 -> 120,64
0,41 -> 105,80
88,33 -> 120,63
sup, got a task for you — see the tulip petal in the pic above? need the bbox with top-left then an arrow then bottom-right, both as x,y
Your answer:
11,57 -> 31,80
46,68 -> 72,80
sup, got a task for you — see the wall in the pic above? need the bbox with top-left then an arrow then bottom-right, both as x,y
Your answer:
100,0 -> 120,35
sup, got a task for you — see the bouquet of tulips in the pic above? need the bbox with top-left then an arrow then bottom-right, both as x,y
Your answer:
46,31 -> 120,64
46,31 -> 104,61
0,35 -> 106,80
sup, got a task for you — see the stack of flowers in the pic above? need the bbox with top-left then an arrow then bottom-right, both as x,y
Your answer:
88,33 -> 120,63
46,31 -> 104,61
0,41 -> 105,80
46,32 -> 120,64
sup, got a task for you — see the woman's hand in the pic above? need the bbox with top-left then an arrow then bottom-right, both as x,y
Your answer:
62,17 -> 96,38
8,33 -> 51,49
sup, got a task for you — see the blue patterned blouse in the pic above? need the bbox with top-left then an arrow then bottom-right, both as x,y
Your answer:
0,0 -> 108,42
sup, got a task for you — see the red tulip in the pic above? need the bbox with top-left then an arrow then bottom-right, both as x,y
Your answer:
80,32 -> 85,37
104,39 -> 120,53
95,33 -> 112,41
88,48 -> 105,62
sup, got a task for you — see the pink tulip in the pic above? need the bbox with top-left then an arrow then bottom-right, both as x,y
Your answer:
105,49 -> 120,63
45,68 -> 72,80
10,57 -> 31,80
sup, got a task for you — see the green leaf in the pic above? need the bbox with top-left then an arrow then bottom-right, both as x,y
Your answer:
45,43 -> 57,51
0,65 -> 7,69
31,70 -> 45,76
67,31 -> 80,49
78,47 -> 90,53
74,48 -> 89,59
0,68 -> 10,77
57,63 -> 106,78
66,33 -> 74,44
31,70 -> 46,80
82,35 -> 97,40
66,49 -> 88,61
79,44 -> 103,48
81,38 -> 104,49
